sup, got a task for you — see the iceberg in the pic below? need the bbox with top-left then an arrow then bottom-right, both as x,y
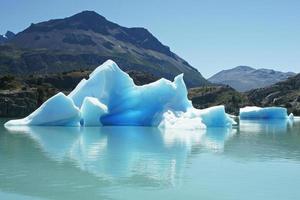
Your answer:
5,60 -> 234,128
4,125 -> 235,184
239,106 -> 291,120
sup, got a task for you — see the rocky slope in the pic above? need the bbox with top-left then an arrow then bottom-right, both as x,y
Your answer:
247,73 -> 300,115
188,85 -> 250,115
1,11 -> 208,87
209,66 -> 295,92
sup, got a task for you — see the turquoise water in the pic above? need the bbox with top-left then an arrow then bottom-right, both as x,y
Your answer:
0,119 -> 300,200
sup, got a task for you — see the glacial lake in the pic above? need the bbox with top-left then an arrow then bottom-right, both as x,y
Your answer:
0,118 -> 300,200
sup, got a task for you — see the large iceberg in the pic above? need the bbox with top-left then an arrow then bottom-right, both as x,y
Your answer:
5,60 -> 234,128
239,106 -> 292,120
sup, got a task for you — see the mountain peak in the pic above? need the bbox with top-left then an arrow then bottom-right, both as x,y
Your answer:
20,10 -> 174,57
22,10 -> 117,35
69,10 -> 108,23
233,66 -> 254,71
76,10 -> 101,16
4,31 -> 15,39
0,30 -> 15,44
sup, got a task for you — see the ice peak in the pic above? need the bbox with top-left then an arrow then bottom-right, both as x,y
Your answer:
89,59 -> 122,77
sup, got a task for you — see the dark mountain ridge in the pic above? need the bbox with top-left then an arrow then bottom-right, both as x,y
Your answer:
1,11 -> 207,87
0,31 -> 15,44
19,11 -> 173,56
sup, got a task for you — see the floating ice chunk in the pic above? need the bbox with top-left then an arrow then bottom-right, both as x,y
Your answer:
158,109 -> 205,130
5,60 -> 235,128
159,106 -> 235,129
80,97 -> 108,126
200,106 -> 236,127
4,92 -> 80,126
239,106 -> 289,120
289,113 -> 294,120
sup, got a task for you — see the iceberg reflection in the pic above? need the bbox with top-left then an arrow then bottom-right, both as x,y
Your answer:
224,120 -> 300,161
5,126 -> 234,186
2,120 -> 300,200
239,119 -> 292,134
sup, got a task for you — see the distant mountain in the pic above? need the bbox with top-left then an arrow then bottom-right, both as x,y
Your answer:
247,73 -> 300,115
0,11 -> 208,87
208,66 -> 296,92
0,31 -> 15,44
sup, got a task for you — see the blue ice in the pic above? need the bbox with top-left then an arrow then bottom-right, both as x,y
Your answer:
239,106 -> 292,120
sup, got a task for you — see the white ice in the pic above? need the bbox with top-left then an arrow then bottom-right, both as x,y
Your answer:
80,97 -> 108,126
239,106 -> 292,120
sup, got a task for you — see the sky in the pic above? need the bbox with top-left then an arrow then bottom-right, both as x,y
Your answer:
1,0 -> 300,78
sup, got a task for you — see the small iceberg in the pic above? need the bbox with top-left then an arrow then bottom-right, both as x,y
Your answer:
5,60 -> 234,128
239,106 -> 293,120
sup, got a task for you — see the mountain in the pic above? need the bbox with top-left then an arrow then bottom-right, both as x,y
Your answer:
1,11 -> 208,87
0,35 -> 5,44
247,73 -> 300,115
0,31 -> 15,44
208,66 -> 296,92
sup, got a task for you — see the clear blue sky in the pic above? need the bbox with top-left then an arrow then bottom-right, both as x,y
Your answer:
1,0 -> 300,78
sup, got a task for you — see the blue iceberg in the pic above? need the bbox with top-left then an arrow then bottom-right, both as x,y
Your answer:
5,60 -> 234,128
239,106 -> 293,120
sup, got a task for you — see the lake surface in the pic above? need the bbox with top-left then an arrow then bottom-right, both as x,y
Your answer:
0,118 -> 300,200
